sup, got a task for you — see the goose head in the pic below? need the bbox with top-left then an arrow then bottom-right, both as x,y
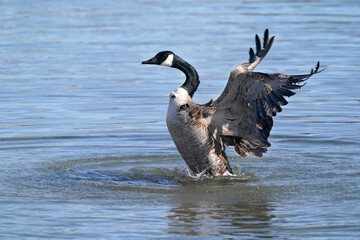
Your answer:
142,51 -> 200,98
142,51 -> 175,67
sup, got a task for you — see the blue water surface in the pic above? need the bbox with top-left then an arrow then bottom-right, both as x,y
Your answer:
1,0 -> 360,239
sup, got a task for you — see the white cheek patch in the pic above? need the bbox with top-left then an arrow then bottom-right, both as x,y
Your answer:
161,54 -> 174,67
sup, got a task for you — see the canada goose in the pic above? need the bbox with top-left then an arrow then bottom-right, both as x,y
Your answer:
142,29 -> 323,176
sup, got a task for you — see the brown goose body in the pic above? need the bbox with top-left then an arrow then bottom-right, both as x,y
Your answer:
166,87 -> 232,176
142,29 -> 323,176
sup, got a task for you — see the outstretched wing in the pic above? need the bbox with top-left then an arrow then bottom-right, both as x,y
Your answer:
209,62 -> 323,157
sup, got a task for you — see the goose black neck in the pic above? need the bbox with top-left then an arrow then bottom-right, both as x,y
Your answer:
172,56 -> 199,98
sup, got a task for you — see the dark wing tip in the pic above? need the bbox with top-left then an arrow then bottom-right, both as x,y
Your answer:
268,36 -> 275,48
311,61 -> 325,75
263,29 -> 269,49
255,34 -> 261,55
249,48 -> 255,63
253,29 -> 275,58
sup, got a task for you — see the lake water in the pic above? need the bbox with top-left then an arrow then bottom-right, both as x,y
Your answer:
1,0 -> 360,239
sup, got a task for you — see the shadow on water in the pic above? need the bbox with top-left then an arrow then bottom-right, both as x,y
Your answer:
167,201 -> 276,238
165,174 -> 277,238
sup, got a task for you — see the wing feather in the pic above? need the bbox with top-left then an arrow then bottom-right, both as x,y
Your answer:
209,62 -> 323,157
241,29 -> 275,72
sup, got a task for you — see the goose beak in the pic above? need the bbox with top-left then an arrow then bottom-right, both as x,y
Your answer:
141,58 -> 156,65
